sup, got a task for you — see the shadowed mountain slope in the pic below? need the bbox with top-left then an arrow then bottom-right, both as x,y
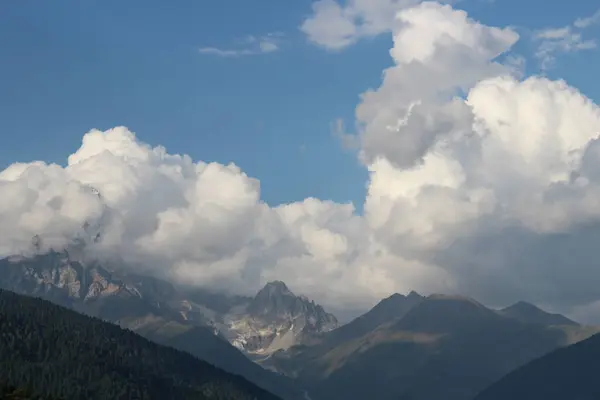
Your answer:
499,301 -> 578,326
265,293 -> 599,400
474,332 -> 600,400
0,289 -> 280,400
0,252 -> 306,400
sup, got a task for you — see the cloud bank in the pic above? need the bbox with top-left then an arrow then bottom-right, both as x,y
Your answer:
2,2 -> 600,321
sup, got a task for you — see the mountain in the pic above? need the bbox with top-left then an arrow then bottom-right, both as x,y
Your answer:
474,332 -> 600,400
222,280 -> 338,356
0,252 -> 306,400
499,301 -> 578,326
265,293 -> 600,400
322,291 -> 424,344
0,288 -> 280,400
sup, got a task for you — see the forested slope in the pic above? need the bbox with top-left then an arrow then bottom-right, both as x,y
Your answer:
0,289 -> 279,400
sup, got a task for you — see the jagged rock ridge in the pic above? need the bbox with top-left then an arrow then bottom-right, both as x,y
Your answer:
225,280 -> 338,355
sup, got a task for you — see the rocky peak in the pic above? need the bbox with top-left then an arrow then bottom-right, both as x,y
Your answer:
247,281 -> 336,326
248,281 -> 296,318
235,281 -> 338,350
260,280 -> 292,297
222,281 -> 338,355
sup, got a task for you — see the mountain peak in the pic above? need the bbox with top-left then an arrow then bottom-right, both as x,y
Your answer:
501,301 -> 578,326
385,292 -> 406,301
261,280 -> 291,294
368,290 -> 424,319
247,280 -> 299,318
247,280 -> 336,324
240,281 -> 338,353
395,294 -> 498,333
505,300 -> 541,310
325,290 -> 424,343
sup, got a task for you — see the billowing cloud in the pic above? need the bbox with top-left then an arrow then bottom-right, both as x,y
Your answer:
3,2 -> 600,322
355,2 -> 519,168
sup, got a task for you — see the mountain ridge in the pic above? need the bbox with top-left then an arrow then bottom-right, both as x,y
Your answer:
262,289 -> 600,400
499,301 -> 578,326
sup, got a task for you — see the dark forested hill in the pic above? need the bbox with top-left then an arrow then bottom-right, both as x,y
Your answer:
473,332 -> 600,400
0,289 -> 280,400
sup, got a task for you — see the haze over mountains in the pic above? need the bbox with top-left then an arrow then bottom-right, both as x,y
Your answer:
2,249 -> 599,400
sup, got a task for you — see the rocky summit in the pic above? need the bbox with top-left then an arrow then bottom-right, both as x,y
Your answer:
224,280 -> 338,355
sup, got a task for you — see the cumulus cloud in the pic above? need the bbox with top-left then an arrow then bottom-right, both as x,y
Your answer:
533,9 -> 600,70
355,2 -> 519,168
199,33 -> 283,57
3,2 -> 600,322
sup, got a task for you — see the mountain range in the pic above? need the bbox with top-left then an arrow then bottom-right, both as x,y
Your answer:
1,250 -> 599,400
262,292 -> 599,400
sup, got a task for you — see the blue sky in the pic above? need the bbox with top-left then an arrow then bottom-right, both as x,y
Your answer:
1,0 -> 599,208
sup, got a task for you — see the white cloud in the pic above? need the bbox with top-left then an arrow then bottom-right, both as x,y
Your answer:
199,33 -> 283,57
301,0 -> 421,50
3,2 -> 600,322
533,10 -> 599,70
355,2 -> 519,168
574,9 -> 600,29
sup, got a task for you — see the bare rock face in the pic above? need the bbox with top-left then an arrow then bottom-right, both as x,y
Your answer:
222,281 -> 338,356
0,251 -> 152,312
